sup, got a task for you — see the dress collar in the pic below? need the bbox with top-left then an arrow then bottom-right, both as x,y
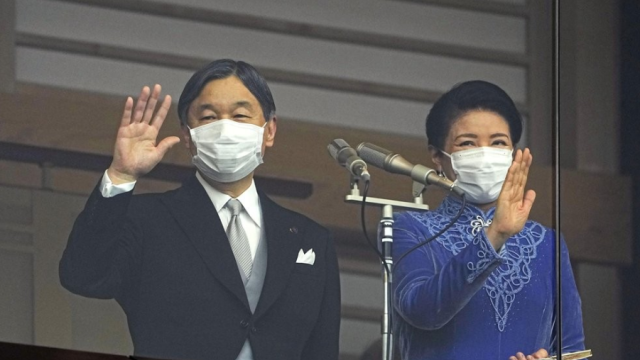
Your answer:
438,195 -> 497,220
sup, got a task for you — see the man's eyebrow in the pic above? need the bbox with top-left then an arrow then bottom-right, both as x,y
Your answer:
196,101 -> 254,111
196,103 -> 216,112
232,100 -> 254,109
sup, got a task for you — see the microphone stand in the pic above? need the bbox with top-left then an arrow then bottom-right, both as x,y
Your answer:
345,179 -> 430,360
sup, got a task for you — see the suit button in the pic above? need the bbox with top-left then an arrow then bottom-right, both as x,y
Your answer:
251,326 -> 257,333
240,320 -> 249,328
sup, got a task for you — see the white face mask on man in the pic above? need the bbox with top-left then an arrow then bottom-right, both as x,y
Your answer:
442,147 -> 513,204
189,119 -> 267,183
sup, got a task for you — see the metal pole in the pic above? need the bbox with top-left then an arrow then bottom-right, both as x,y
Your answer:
380,205 -> 394,360
552,0 -> 563,358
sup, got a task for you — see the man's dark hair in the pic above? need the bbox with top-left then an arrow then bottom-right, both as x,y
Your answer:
177,59 -> 276,125
426,80 -> 522,150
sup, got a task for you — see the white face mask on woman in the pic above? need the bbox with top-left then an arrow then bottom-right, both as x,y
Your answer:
442,147 -> 513,204
189,119 -> 267,183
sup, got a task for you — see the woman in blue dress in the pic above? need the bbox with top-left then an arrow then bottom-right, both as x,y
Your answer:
392,80 -> 585,360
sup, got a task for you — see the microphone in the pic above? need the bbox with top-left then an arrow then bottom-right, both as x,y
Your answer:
357,142 -> 464,197
327,139 -> 371,182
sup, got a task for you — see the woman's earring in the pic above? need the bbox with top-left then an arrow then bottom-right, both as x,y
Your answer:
437,170 -> 449,180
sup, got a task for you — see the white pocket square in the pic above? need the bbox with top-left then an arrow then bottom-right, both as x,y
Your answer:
296,248 -> 315,265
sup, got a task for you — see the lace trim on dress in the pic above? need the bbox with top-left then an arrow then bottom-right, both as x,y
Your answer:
407,196 -> 545,332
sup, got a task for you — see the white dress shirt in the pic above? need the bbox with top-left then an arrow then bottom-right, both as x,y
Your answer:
99,170 -> 264,260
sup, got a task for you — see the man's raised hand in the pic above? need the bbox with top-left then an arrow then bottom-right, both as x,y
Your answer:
107,84 -> 181,184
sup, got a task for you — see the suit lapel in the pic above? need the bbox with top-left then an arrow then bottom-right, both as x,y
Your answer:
163,175 -> 250,311
253,191 -> 300,320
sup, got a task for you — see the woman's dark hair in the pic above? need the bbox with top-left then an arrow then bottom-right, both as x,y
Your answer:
177,59 -> 276,125
426,80 -> 522,150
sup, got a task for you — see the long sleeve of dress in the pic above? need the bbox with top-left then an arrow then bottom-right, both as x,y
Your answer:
392,197 -> 586,360
393,211 -> 506,330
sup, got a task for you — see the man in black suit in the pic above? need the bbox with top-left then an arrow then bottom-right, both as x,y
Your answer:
59,59 -> 341,360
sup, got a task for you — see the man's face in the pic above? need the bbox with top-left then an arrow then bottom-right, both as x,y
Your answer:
181,76 -> 276,155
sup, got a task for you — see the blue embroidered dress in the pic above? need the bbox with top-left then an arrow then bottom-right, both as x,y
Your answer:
393,195 -> 585,360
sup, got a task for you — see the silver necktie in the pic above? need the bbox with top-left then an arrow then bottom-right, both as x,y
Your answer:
225,199 -> 253,280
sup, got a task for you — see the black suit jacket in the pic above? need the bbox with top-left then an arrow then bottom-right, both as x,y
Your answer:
59,175 -> 341,360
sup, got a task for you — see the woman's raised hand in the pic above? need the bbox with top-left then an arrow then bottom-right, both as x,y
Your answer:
485,148 -> 536,250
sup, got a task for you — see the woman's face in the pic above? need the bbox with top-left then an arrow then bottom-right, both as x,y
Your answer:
430,110 -> 513,181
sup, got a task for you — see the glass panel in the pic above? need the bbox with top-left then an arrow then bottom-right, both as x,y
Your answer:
2,0 -> 633,359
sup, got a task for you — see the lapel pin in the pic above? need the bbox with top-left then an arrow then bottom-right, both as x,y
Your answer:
289,227 -> 298,234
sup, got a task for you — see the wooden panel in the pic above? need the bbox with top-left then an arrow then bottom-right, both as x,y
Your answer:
46,0 -> 527,54
491,0 -> 528,5
574,0 -> 620,173
0,86 -> 632,265
15,33 -> 444,105
68,296 -> 132,355
0,160 -> 42,189
559,170 -> 632,264
341,273 -> 383,311
340,318 -> 381,357
395,0 -> 528,16
527,0 -> 553,166
15,33 -> 527,106
0,0 -> 15,93
0,84 -> 184,160
342,304 -> 379,323
32,190 -> 86,348
0,186 -> 33,226
0,228 -> 33,247
338,257 -> 380,277
578,264 -> 623,360
16,0 -> 528,101
14,48 -> 193,107
14,48 -> 434,136
0,250 -> 34,344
